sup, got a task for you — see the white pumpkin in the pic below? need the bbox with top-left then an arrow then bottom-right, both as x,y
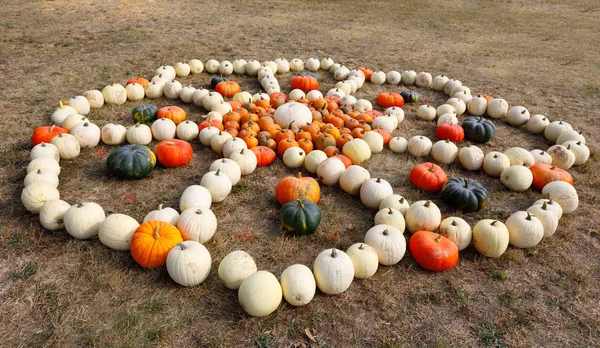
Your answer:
370,71 -> 386,85
333,65 -> 350,80
39,199 -> 70,230
401,70 -> 417,85
416,71 -> 432,87
198,126 -> 220,146
151,74 -> 169,86
21,181 -> 60,214
218,250 -> 257,290
151,118 -> 177,141
340,94 -> 357,106
500,165 -> 533,191
326,88 -> 345,99
453,90 -> 473,104
531,199 -> 563,219
374,208 -> 406,233
51,101 -> 78,126
221,137 -> 247,159
232,91 -> 252,104
544,121 -> 572,143
229,148 -> 257,176
232,59 -> 248,74
362,131 -> 384,154
458,145 -> 484,171
61,114 -> 89,132
384,106 -> 405,124
339,165 -> 370,196
171,62 -> 190,77
288,89 -> 306,101
360,177 -> 393,210
439,217 -> 472,251
143,204 -> 179,225
209,158 -> 241,186
467,95 -> 488,116
317,157 -> 346,186
64,202 -> 105,239
379,195 -> 410,215
67,95 -> 90,116
546,144 -> 575,170
179,185 -> 212,211
306,90 -> 323,102
179,86 -> 196,103
204,59 -> 220,73
346,243 -> 379,279
354,99 -> 373,112
446,97 -> 466,116
245,60 -> 261,75
177,207 -> 217,243
432,75 -> 449,91
83,90 -> 104,109
389,136 -> 408,153
101,123 -> 127,145
563,140 -> 589,165
504,106 -> 530,127
506,211 -> 544,248
530,149 -> 553,164
486,98 -> 509,119
218,60 -> 234,75
175,120 -> 198,141
483,151 -> 511,177
283,147 -> 306,168
273,102 -> 312,129
24,168 -> 59,188
472,219 -> 509,258
306,58 -> 320,71
188,59 -> 204,73
290,58 -> 305,72
335,81 -> 352,95
437,113 -> 459,126
27,157 -> 60,176
450,85 -> 470,97
272,58 -> 289,73
192,88 -> 210,106
144,81 -> 164,99
371,115 -> 396,133
504,147 -> 535,167
101,83 -> 127,105
320,56 -> 334,70
201,170 -> 232,203
405,200 -> 441,233
408,136 -> 433,158
526,202 -> 559,238
342,138 -> 371,164
238,270 -> 282,317
126,124 -> 153,145
50,133 -> 80,160
98,213 -> 139,251
304,150 -> 328,174
556,130 -> 585,145
542,181 -> 578,214
526,114 -> 550,134
364,224 -> 406,266
70,122 -> 100,148
436,104 -> 456,118
30,142 -> 60,162
313,248 -> 354,295
280,264 -> 316,306
386,70 -> 402,85
125,82 -> 145,101
431,140 -> 458,165
163,80 -> 182,99
211,101 -> 233,115
166,241 -> 211,287
444,79 -> 462,96
202,92 -> 224,110
155,65 -> 176,79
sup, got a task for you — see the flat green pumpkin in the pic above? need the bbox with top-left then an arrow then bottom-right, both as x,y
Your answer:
132,104 -> 159,123
106,144 -> 156,180
280,199 -> 322,236
441,177 -> 488,212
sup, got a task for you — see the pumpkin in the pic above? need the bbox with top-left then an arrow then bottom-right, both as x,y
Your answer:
504,106 -> 530,127
143,204 -> 180,225
127,123 -> 153,145
280,264 -> 316,306
304,150 -> 328,173
125,82 -> 145,101
437,113 -> 459,126
405,200 -> 441,233
179,185 -> 212,211
483,152 -> 511,177
30,142 -> 60,162
291,75 -> 319,93
51,101 -> 78,126
441,178 -> 488,212
529,163 -> 573,190
106,144 -> 156,180
215,81 -> 241,98
132,104 -> 159,123
458,145 -> 484,171
275,173 -> 320,205
504,147 -> 535,167
98,213 -> 140,251
416,71 -> 433,87
472,220 -> 509,257
339,165 -> 370,196
210,75 -> 228,89
201,169 -> 232,203
461,116 -> 496,143
379,195 -> 410,215
210,131 -> 233,155
130,220 -> 183,268
27,157 -> 60,176
439,217 -> 472,251
157,106 -> 186,125
432,75 -> 449,91
466,95 -> 488,116
401,70 -> 418,85
166,241 -> 211,287
563,141 -> 589,166
409,162 -> 448,192
283,147 -> 306,168
218,250 -> 258,290
500,165 -> 533,191
209,158 -> 241,186
346,243 -> 379,279
102,83 -> 127,105
24,168 -> 58,188
156,65 -> 176,79
436,104 -> 456,118
50,133 -> 80,160
219,60 -> 234,75
238,271 -> 282,317
431,140 -> 458,164
506,211 -> 544,248
155,139 -> 193,168
176,120 -> 199,141
364,224 -> 406,266
21,181 -> 60,214
436,123 -> 464,142
317,157 -> 346,186
64,202 -> 105,239
342,138 -> 372,164
556,130 -> 585,145
526,114 -> 550,134
250,146 -> 276,167
374,208 -> 406,233
376,92 -> 404,108
409,231 -> 458,271
542,181 -> 578,214
180,86 -> 197,103
188,59 -> 204,73
101,123 -> 127,145
39,199 -> 70,231
446,97 -> 466,116
486,98 -> 508,119
145,81 -> 164,99
370,71 -> 385,84
546,145 -> 575,170
273,102 -> 312,129
151,118 -> 177,141
70,122 -> 100,148
416,105 -> 437,121
407,136 -> 433,158
400,90 -> 419,103
229,148 -> 257,175
389,136 -> 408,153
31,125 -> 69,146
313,248 -> 354,295
83,89 -> 104,108
360,177 -> 393,209
526,202 -> 560,238
177,207 -> 217,243
280,199 -> 322,235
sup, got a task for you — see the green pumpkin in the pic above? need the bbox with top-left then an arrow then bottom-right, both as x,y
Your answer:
441,177 -> 488,212
280,199 -> 322,235
210,76 -> 229,89
461,116 -> 496,143
297,71 -> 319,81
106,144 -> 156,180
400,90 -> 420,103
132,104 -> 158,123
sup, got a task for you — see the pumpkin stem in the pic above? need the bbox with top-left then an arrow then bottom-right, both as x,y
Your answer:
388,208 -> 393,215
215,169 -> 221,176
424,200 -> 431,207
358,244 -> 364,250
435,234 -> 442,243
550,165 -> 556,170
521,109 -> 526,114
464,178 -> 469,188
195,209 -> 203,215
178,242 -> 186,250
49,125 -> 55,133
240,148 -> 245,154
296,199 -> 304,208
493,154 -> 498,158
383,229 -> 389,236
451,220 -> 457,226
37,169 -> 42,174
491,220 -> 498,226
548,199 -> 554,205
41,142 -> 47,147
376,178 -> 381,183
429,163 -> 436,172
541,202 -> 548,210
526,212 -> 532,221
331,248 -> 337,258
154,225 -> 161,239
296,172 -> 302,178
399,197 -> 405,204
157,204 -> 163,210
76,201 -> 83,208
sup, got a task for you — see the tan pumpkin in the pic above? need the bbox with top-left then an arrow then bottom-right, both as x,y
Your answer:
439,217 -> 472,251
542,181 -> 578,214
379,194 -> 411,216
458,145 -> 484,171
500,165 -> 533,191
405,200 -> 442,233
483,151 -> 511,177
360,178 -> 393,209
339,165 -> 370,195
472,219 -> 509,257
374,207 -> 406,233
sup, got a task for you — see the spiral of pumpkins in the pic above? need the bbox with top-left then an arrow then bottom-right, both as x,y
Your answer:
23,57 -> 585,317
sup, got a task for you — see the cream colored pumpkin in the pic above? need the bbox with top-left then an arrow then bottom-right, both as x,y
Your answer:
218,250 -> 257,290
102,83 -> 127,105
374,208 -> 406,233
379,195 -> 410,215
175,120 -> 198,142
453,90 -> 473,104
218,60 -> 234,75
201,170 -> 232,203
450,85 -> 470,97
333,65 -> 350,80
364,224 -> 406,266
340,95 -> 357,106
500,165 -> 533,191
283,147 -> 306,168
360,178 -> 393,210
232,59 -> 248,74
437,113 -> 459,126
436,104 -> 456,118
458,145 -> 484,171
156,65 -> 176,79
362,131 -> 384,154
401,70 -> 417,85
180,185 -> 212,211
64,202 -> 105,239
83,90 -> 104,108
342,138 -> 371,164
320,56 -> 334,70
556,130 -> 585,145
372,115 -> 397,133
354,99 -> 373,112
229,148 -> 257,176
306,90 -> 323,102
389,136 -> 408,153
177,208 -> 217,243
472,220 -> 509,258
245,60 -> 261,75
98,213 -> 139,251
126,124 -> 153,145
483,151 -> 511,177
563,141 -> 589,165
24,168 -> 59,188
504,106 -> 530,126
209,158 -> 241,186
238,270 -> 282,317
506,211 -> 544,248
444,79 -> 462,96
531,199 -> 563,219
272,58 -> 289,73
51,101 -> 78,126
151,74 -> 169,86
144,81 -> 164,99
467,95 -> 488,116
166,241 -> 211,287
288,89 -> 306,101
192,88 -> 210,106
386,70 -> 401,85
50,133 -> 80,160
101,123 -> 127,145
416,105 -> 436,121
504,147 -> 534,167
304,150 -> 328,174
198,126 -> 220,146
306,58 -> 320,71
432,75 -> 449,91
317,157 -> 346,186
313,248 -> 354,295
526,202 -> 559,238
204,59 -> 220,73
163,80 -> 182,100
431,140 -> 458,165
151,118 -> 177,141
232,91 -> 252,104
27,157 -> 60,176
290,58 -> 305,72
339,165 -> 370,196
143,204 -> 179,225
326,88 -> 345,99
446,97 -> 466,116
39,199 -> 70,230
544,121 -> 572,143
416,71 -> 432,87
202,92 -> 224,110
408,136 -> 433,158
221,137 -> 247,159
384,106 -> 405,124
179,86 -> 196,103
70,122 -> 100,148
21,181 -> 60,214
486,98 -> 509,119
334,81 -> 352,95
405,200 -> 441,233
530,149 -> 553,164
542,181 -> 578,214
61,114 -> 89,131
125,82 -> 145,101
546,144 -> 575,170
439,217 -> 472,251
346,243 -> 378,279
210,101 -> 233,115
280,264 -> 316,306
273,102 -> 312,129
30,142 -> 60,162
526,114 -> 550,134
210,131 -> 233,156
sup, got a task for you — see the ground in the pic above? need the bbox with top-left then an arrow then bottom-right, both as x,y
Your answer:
1,0 -> 599,346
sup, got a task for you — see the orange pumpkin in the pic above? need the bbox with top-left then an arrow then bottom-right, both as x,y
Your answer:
215,81 -> 241,98
409,231 -> 458,272
258,116 -> 275,130
529,163 -> 574,190
277,138 -> 299,157
291,75 -> 319,93
228,100 -> 242,110
376,92 -> 404,108
31,125 -> 68,146
126,76 -> 150,88
223,111 -> 241,124
198,119 -> 223,131
358,67 -> 374,80
336,134 -> 354,149
254,98 -> 270,109
333,154 -> 352,168
372,128 -> 392,146
323,146 -> 340,157
155,139 -> 193,168
251,146 -> 276,166
242,135 -> 259,148
130,221 -> 183,268
314,132 -> 336,150
275,128 -> 295,144
275,172 -> 321,205
241,121 -> 260,134
259,136 -> 277,150
410,162 -> 448,192
270,92 -> 288,109
157,106 -> 186,125
298,138 -> 314,153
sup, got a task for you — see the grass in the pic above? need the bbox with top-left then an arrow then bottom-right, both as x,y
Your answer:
0,0 -> 599,346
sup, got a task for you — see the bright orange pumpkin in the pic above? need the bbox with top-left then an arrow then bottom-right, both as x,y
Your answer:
376,92 -> 404,108
215,81 -> 241,98
155,139 -> 193,168
410,162 -> 448,192
314,132 -> 336,150
31,125 -> 68,146
277,138 -> 299,157
275,172 -> 320,205
291,75 -> 319,93
409,231 -> 458,272
250,146 -> 276,166
529,163 -> 574,190
157,106 -> 186,125
130,220 -> 183,268
126,76 -> 150,88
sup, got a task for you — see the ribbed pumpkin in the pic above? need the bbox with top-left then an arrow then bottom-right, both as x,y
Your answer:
529,163 -> 574,190
376,92 -> 404,108
461,116 -> 496,143
409,231 -> 458,271
280,199 -> 322,235
291,75 -> 319,93
131,104 -> 159,123
215,81 -> 241,98
436,123 -> 464,142
155,139 -> 193,168
441,178 -> 488,212
106,144 -> 156,179
31,125 -> 68,146
130,220 -> 183,268
275,173 -> 320,205
157,106 -> 186,125
409,162 -> 448,191
250,146 -> 276,166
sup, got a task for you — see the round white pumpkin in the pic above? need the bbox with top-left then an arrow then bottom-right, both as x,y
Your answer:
180,185 -> 212,211
506,211 -> 544,248
313,248 -> 354,295
542,181 -> 578,214
177,207 -> 217,243
64,202 -> 106,239
98,213 -> 140,251
405,200 -> 441,233
143,204 -> 179,225
218,250 -> 257,290
167,241 -> 212,287
280,264 -> 316,306
238,271 -> 282,317
364,224 -> 406,266
39,199 -> 70,230
21,181 -> 60,214
472,219 -> 509,258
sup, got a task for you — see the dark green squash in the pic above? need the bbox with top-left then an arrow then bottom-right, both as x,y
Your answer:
400,90 -> 420,103
210,76 -> 229,89
297,71 -> 320,81
132,104 -> 159,123
106,144 -> 156,180
441,177 -> 488,212
280,199 -> 322,235
461,116 -> 496,143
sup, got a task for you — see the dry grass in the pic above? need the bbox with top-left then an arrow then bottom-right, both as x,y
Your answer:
1,0 -> 600,346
